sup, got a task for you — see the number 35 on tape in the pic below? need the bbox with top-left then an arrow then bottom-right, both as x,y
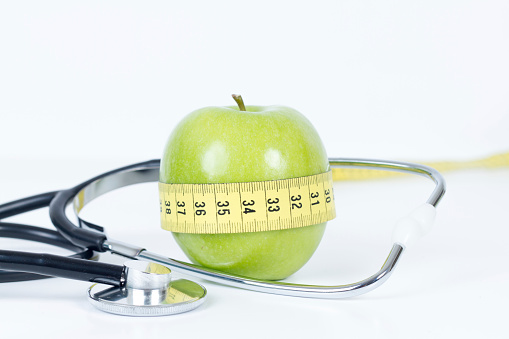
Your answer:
159,171 -> 336,234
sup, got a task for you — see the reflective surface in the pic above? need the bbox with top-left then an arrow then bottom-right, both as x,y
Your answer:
88,279 -> 207,316
124,260 -> 171,290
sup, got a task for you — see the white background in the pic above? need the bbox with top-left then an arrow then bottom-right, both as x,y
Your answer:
0,1 -> 508,338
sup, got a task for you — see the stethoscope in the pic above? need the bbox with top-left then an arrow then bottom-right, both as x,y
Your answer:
0,158 -> 445,316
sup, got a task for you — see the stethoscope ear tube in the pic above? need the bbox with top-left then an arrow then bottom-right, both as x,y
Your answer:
48,159 -> 161,252
49,189 -> 107,252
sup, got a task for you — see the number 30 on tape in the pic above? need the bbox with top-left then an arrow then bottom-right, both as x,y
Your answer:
159,171 -> 336,234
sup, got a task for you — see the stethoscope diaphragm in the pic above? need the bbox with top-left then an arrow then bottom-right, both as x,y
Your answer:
88,260 -> 207,316
88,278 -> 207,316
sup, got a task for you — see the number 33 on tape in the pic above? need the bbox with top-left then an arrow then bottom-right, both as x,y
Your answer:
159,171 -> 336,234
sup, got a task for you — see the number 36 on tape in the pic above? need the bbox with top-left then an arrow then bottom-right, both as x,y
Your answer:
158,171 -> 336,234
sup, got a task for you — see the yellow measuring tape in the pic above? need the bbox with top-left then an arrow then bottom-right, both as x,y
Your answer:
332,151 -> 509,181
159,171 -> 336,234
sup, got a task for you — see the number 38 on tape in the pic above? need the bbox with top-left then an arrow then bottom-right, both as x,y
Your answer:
158,171 -> 336,234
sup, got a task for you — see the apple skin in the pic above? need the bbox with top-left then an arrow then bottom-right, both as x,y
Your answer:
160,105 -> 329,280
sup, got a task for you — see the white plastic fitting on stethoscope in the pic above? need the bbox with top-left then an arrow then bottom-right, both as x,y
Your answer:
392,203 -> 436,248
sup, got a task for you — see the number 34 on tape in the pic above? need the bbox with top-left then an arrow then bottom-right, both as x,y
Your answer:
159,171 -> 336,234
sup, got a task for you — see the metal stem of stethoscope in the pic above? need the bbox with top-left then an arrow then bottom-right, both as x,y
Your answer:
66,158 -> 445,299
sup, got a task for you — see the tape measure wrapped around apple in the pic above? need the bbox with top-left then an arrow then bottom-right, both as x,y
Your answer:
159,95 -> 335,280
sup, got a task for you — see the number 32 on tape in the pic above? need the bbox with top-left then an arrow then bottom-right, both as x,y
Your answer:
159,171 -> 336,234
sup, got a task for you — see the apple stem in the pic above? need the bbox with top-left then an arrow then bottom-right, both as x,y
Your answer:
232,94 -> 246,111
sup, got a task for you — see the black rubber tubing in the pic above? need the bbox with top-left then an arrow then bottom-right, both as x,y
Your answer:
0,191 -> 57,220
0,222 -> 97,283
49,159 -> 161,251
0,160 -> 160,283
0,249 -> 124,286
0,192 -> 95,283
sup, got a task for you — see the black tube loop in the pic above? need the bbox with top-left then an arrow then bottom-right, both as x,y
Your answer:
0,160 -> 160,284
49,159 -> 161,252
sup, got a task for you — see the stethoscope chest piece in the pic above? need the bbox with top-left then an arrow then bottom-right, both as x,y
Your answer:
88,260 -> 207,316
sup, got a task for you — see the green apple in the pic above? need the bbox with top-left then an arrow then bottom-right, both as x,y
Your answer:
160,95 -> 329,280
